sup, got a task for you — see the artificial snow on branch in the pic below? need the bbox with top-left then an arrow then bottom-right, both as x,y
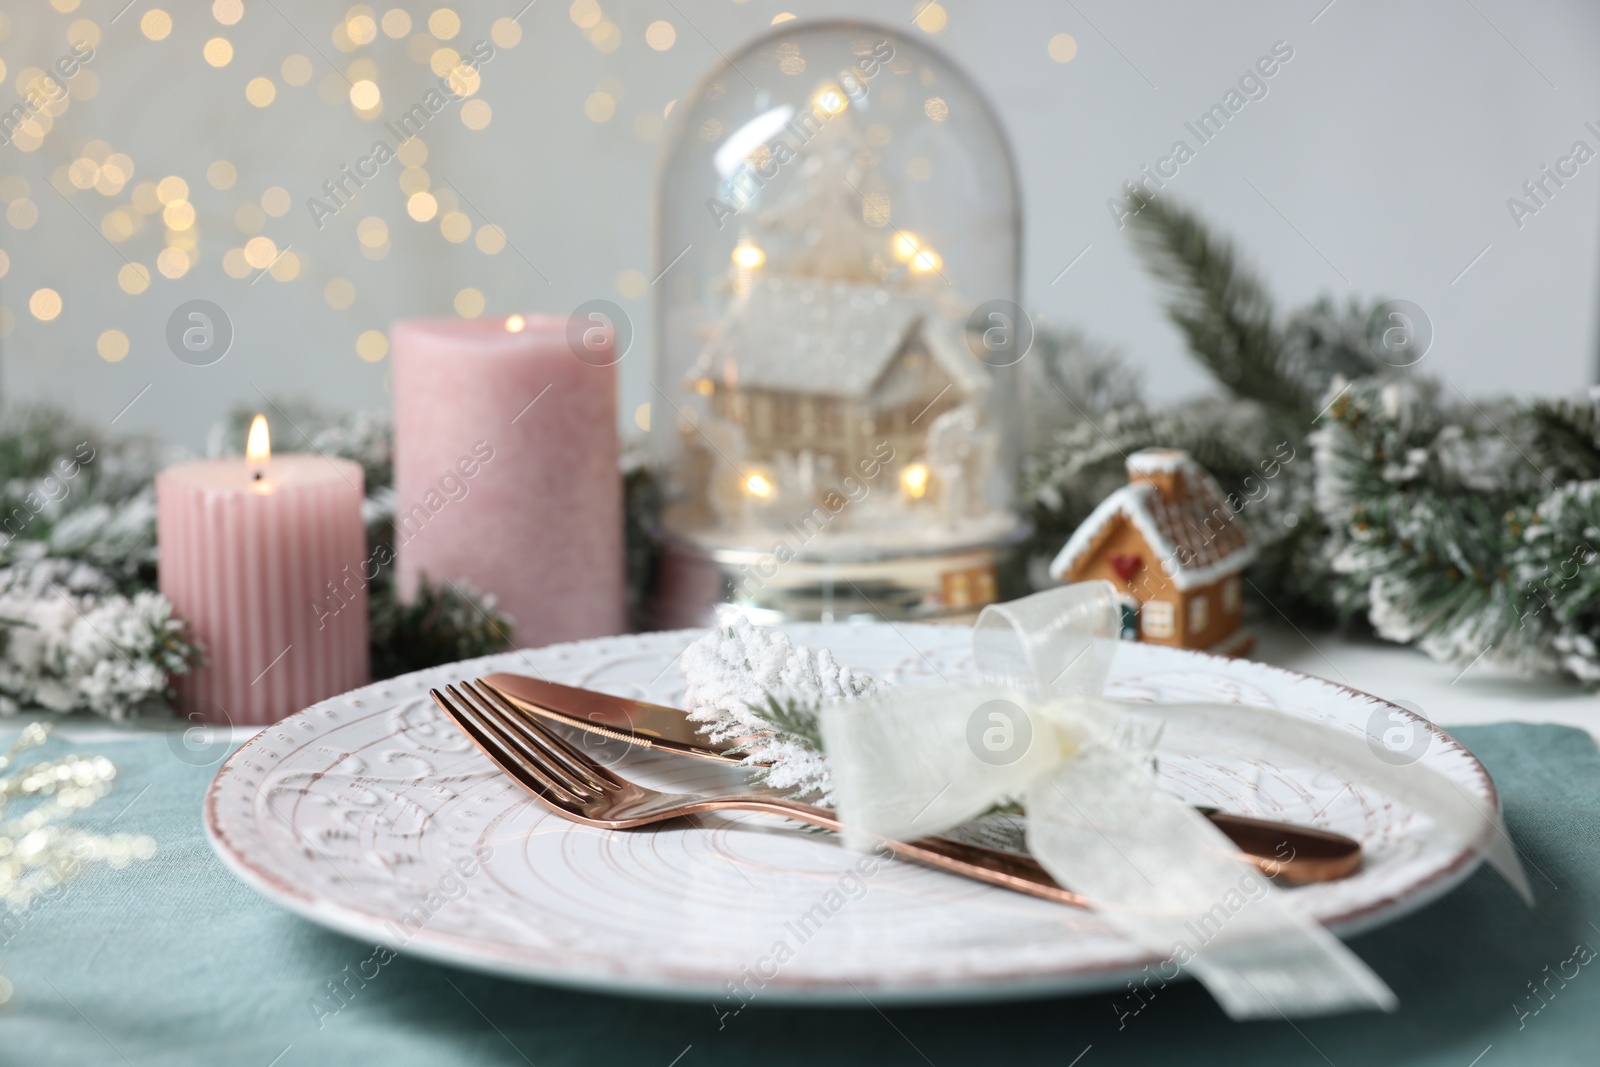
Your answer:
681,611 -> 881,800
1028,194 -> 1600,684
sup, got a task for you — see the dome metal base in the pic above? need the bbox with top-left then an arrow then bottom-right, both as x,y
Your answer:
643,524 -> 1032,628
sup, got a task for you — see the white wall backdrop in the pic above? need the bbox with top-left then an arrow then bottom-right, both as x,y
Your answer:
0,0 -> 1596,451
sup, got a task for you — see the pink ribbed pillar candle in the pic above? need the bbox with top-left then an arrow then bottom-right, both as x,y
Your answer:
392,315 -> 624,646
158,455 -> 369,726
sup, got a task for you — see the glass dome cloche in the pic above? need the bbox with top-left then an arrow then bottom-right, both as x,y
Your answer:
648,20 -> 1029,627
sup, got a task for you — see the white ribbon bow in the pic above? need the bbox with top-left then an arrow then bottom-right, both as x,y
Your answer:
817,582 -> 1531,1020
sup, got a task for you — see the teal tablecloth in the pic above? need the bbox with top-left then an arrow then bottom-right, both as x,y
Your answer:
3,722 -> 1598,1066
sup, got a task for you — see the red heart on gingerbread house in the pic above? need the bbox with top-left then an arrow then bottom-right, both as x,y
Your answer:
1108,553 -> 1142,581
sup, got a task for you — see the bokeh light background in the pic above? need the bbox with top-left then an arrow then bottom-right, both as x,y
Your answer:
1,0 -> 1597,450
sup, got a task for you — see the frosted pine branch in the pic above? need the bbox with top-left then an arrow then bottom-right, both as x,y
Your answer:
681,612 -> 881,801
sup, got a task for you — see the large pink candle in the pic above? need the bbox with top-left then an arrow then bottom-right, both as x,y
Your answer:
157,419 -> 369,726
391,314 -> 624,646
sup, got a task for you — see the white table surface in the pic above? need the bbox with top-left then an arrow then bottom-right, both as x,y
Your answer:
1253,627 -> 1599,743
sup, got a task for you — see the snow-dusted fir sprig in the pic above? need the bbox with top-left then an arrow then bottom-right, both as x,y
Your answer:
0,558 -> 198,719
681,612 -> 881,802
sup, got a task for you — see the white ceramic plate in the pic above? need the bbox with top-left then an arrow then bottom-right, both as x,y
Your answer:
204,625 -> 1495,1005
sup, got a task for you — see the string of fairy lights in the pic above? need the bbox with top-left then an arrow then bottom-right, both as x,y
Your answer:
0,2 -> 1077,379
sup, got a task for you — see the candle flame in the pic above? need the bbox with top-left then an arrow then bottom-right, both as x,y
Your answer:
246,414 -> 271,465
505,313 -> 526,333
744,473 -> 773,499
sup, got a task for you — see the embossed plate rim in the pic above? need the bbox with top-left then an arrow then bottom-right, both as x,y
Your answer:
204,626 -> 1493,1006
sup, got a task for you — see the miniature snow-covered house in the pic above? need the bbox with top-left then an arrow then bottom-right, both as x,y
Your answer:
688,275 -> 988,479
1048,449 -> 1256,654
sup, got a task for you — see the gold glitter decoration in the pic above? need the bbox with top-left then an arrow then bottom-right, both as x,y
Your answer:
141,9 -> 173,41
268,250 -> 299,281
156,246 -> 190,279
406,191 -> 438,221
446,63 -> 480,96
280,55 -> 313,86
99,154 -> 132,194
429,8 -> 461,40
204,37 -> 234,67
100,209 -> 134,242
243,235 -> 277,268
356,329 -> 389,361
155,176 -> 187,204
206,161 -> 236,190
584,91 -> 614,122
491,17 -> 522,47
28,289 -> 61,321
68,159 -> 98,189
429,47 -> 460,77
7,200 -> 38,230
67,19 -> 101,48
347,13 -> 378,46
97,329 -> 129,361
356,216 -> 388,248
117,263 -> 151,294
162,199 -> 195,230
382,9 -> 412,38
570,0 -> 602,30
349,79 -> 381,110
460,99 -> 491,129
439,211 -> 471,242
245,77 -> 276,107
324,277 -> 356,308
645,21 -> 675,50
912,2 -> 947,33
474,224 -> 505,254
590,20 -> 620,52
398,167 -> 430,194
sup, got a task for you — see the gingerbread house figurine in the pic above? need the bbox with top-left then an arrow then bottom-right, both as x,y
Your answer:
1048,448 -> 1256,655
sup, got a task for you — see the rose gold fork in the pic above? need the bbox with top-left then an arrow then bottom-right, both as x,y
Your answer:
430,680 -> 1360,906
432,679 -> 1094,907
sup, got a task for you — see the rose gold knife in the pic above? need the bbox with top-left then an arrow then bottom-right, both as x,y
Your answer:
478,672 -> 746,762
476,672 -> 1364,883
